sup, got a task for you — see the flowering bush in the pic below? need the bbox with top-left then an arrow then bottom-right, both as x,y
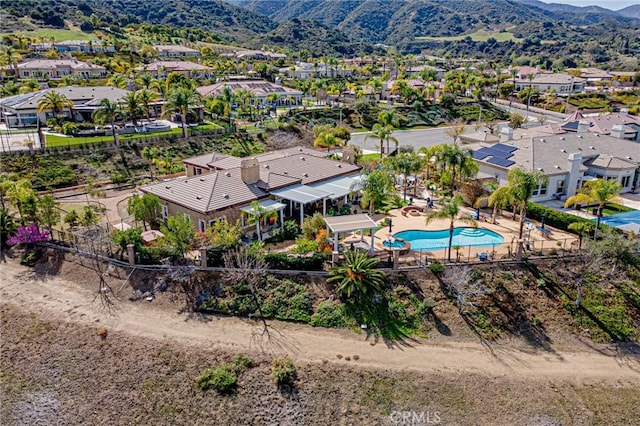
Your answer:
7,224 -> 50,246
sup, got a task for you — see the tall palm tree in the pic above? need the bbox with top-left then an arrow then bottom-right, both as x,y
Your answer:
365,124 -> 397,158
385,152 -> 425,201
141,146 -> 159,179
107,73 -> 128,89
37,91 -> 74,127
500,168 -> 548,260
564,178 -> 622,233
93,98 -> 123,146
136,89 -> 158,122
122,92 -> 144,126
424,195 -> 477,262
162,86 -> 201,138
328,249 -> 387,303
135,72 -> 156,90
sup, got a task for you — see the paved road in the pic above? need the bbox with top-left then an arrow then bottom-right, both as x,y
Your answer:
349,125 -> 490,153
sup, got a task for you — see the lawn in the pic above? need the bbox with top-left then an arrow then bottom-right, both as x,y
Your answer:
45,123 -> 222,147
602,203 -> 634,216
417,30 -> 523,43
1,28 -> 97,41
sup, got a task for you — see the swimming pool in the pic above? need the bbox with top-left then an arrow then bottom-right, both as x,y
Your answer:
596,209 -> 640,232
390,227 -> 505,251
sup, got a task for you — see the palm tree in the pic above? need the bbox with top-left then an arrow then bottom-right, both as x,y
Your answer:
525,73 -> 536,115
564,178 -> 622,234
136,89 -> 158,122
37,91 -> 74,127
247,200 -> 268,240
354,169 -> 394,215
365,124 -> 397,158
123,92 -> 143,126
107,73 -> 128,89
135,72 -> 156,90
313,131 -> 344,152
162,86 -> 201,138
93,98 -> 123,146
141,146 -> 159,179
385,152 -> 425,201
500,168 -> 548,260
425,195 -> 477,262
568,221 -> 594,250
328,249 -> 387,303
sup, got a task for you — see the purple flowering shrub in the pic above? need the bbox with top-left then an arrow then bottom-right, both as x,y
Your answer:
7,224 -> 50,246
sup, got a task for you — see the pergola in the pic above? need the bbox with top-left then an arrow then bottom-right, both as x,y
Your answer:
309,175 -> 363,202
323,214 -> 379,253
239,199 -> 287,239
271,184 -> 334,225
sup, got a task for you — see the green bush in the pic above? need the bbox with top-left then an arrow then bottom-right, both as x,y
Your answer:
230,354 -> 256,374
271,357 -> 297,386
527,202 -> 594,233
429,261 -> 445,274
264,252 -> 327,271
291,237 -> 318,254
310,301 -> 351,328
196,366 -> 237,394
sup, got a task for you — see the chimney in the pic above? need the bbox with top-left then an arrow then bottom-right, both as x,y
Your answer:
240,158 -> 260,184
500,127 -> 513,142
566,152 -> 582,198
611,124 -> 625,139
577,120 -> 590,133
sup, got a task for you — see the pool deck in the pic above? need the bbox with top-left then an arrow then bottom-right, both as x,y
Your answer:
371,199 -> 578,263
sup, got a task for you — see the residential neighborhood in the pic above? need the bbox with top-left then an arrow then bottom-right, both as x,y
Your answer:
1,1 -> 640,423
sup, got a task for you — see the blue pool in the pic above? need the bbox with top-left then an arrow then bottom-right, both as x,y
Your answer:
596,210 -> 640,232
391,227 -> 505,251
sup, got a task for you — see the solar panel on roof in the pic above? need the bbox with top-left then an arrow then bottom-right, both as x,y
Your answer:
472,151 -> 489,160
487,157 -> 515,167
492,143 -> 517,153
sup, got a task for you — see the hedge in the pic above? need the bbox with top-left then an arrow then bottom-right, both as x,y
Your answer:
264,252 -> 328,271
526,202 -> 594,233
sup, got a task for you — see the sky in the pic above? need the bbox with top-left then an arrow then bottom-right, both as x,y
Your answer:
539,0 -> 639,10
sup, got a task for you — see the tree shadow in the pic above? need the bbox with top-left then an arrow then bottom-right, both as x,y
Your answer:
431,312 -> 451,336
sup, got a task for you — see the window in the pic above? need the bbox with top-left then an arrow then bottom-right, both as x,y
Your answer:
162,205 -> 169,219
621,175 -> 631,188
532,181 -> 548,196
208,216 -> 226,227
194,167 -> 202,176
198,219 -> 206,232
556,180 -> 565,194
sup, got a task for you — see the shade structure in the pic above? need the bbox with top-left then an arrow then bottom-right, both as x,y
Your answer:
239,199 -> 287,214
324,214 -> 378,233
271,184 -> 333,205
309,175 -> 363,200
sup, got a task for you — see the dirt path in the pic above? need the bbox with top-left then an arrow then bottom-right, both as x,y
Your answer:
1,260 -> 639,382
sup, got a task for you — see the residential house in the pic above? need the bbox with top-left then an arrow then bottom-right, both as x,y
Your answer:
134,61 -> 215,79
29,40 -> 115,53
140,147 -> 361,237
468,127 -> 640,204
280,62 -> 351,80
222,50 -> 287,61
560,111 -> 640,141
515,72 -> 585,95
196,80 -> 303,106
0,86 -> 129,128
5,59 -> 107,80
153,45 -> 200,58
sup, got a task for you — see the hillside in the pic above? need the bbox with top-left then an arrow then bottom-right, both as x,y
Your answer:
3,0 -> 277,44
618,5 -> 640,19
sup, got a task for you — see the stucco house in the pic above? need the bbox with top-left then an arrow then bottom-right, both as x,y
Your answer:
196,80 -> 303,106
515,73 -> 585,95
4,59 -> 107,80
139,147 -> 362,238
0,86 -> 129,128
468,127 -> 640,204
134,61 -> 215,79
153,45 -> 200,58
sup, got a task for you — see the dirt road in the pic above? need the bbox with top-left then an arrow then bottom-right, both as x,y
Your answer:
1,260 -> 638,382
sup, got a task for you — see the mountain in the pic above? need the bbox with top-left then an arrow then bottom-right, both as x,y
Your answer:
5,0 -> 277,44
618,5 -> 640,19
515,0 -> 636,24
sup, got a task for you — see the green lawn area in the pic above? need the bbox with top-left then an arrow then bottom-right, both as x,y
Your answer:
361,152 -> 382,161
2,28 -> 97,41
602,203 -> 634,216
416,30 -> 523,43
45,123 -> 222,147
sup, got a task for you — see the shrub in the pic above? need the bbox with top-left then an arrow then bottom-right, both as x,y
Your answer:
264,252 -> 327,270
301,213 -> 326,239
527,202 -> 593,233
196,366 -> 237,394
231,354 -> 256,374
271,357 -> 297,386
310,301 -> 350,328
429,261 -> 445,274
291,237 -> 318,254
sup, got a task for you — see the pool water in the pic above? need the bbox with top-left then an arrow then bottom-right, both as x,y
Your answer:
596,210 -> 640,232
392,227 -> 504,251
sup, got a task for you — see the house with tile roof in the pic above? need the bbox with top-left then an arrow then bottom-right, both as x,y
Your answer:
515,73 -> 585,95
3,59 -> 106,80
0,86 -> 129,128
134,61 -> 215,79
196,80 -> 302,105
153,45 -> 200,57
468,129 -> 640,203
140,147 -> 362,237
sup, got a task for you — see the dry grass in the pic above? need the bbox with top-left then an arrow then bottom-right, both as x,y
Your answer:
1,305 -> 638,425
